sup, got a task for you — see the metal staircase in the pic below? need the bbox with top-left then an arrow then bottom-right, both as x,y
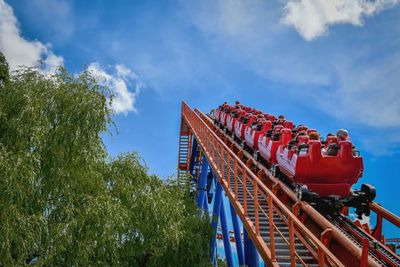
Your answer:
177,117 -> 191,182
222,146 -> 320,266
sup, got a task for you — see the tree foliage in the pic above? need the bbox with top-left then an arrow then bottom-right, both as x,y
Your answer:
0,60 -> 211,266
0,52 -> 9,85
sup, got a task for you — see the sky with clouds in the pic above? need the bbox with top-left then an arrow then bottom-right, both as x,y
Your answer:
1,0 -> 400,239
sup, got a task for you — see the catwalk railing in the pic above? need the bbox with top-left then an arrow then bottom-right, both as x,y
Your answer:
181,101 -> 343,266
196,107 -> 400,266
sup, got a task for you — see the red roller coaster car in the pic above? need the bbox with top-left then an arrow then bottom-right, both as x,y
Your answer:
226,109 -> 246,133
234,114 -> 257,141
258,127 -> 292,164
276,140 -> 363,198
244,119 -> 272,151
213,102 -> 376,217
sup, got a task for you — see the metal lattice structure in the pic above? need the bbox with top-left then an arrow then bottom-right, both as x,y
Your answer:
178,101 -> 400,267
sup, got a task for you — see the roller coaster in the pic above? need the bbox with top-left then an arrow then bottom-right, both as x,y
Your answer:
177,101 -> 400,267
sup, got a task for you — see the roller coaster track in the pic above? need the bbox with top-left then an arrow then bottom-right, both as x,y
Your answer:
328,215 -> 400,266
178,101 -> 400,266
200,110 -> 400,266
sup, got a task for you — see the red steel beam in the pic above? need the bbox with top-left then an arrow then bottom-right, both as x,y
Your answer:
370,202 -> 400,228
182,101 -> 343,267
195,107 -> 385,267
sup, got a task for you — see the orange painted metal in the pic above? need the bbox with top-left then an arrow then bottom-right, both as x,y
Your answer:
234,160 -> 238,202
292,201 -> 301,217
196,109 -> 389,267
181,101 -> 344,266
221,147 -> 225,183
243,170 -> 248,216
254,180 -> 259,235
370,202 -> 400,228
268,195 -> 276,262
361,239 -> 369,267
319,229 -> 332,267
227,153 -> 231,189
289,217 -> 295,267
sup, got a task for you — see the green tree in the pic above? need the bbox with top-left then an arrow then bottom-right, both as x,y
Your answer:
0,52 -> 9,85
0,63 -> 211,266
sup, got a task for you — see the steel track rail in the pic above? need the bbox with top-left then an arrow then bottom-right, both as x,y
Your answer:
329,215 -> 400,267
181,102 -> 344,266
201,109 -> 400,266
197,109 -> 393,267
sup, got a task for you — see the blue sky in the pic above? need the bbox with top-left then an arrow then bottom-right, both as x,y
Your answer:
1,0 -> 399,240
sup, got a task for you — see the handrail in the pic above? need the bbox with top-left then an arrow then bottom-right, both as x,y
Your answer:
370,202 -> 400,228
198,107 -> 390,267
239,172 -> 309,266
182,101 -> 344,267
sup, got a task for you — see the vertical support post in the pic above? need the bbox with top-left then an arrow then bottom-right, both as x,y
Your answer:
244,227 -> 259,267
211,177 -> 222,264
361,239 -> 369,267
214,138 -> 217,167
227,154 -> 231,189
234,160 -> 238,201
289,217 -> 295,267
254,181 -> 259,235
230,203 -> 244,266
243,171 -> 248,216
189,138 -> 198,175
318,229 -> 332,267
218,143 -> 222,171
268,195 -> 276,261
317,247 -> 325,267
197,156 -> 209,209
220,197 -> 234,267
221,148 -> 225,180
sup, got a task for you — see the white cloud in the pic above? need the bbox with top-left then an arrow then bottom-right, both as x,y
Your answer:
282,0 -> 400,41
181,0 -> 400,154
0,0 -> 138,115
182,0 -> 333,86
0,0 -> 64,71
319,52 -> 400,128
88,63 -> 142,115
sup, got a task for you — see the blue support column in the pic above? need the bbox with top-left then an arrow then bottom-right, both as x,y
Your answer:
197,156 -> 209,209
244,228 -> 259,267
230,203 -> 244,266
203,194 -> 209,211
211,175 -> 222,264
220,197 -> 234,267
189,138 -> 198,175
206,171 -> 214,196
